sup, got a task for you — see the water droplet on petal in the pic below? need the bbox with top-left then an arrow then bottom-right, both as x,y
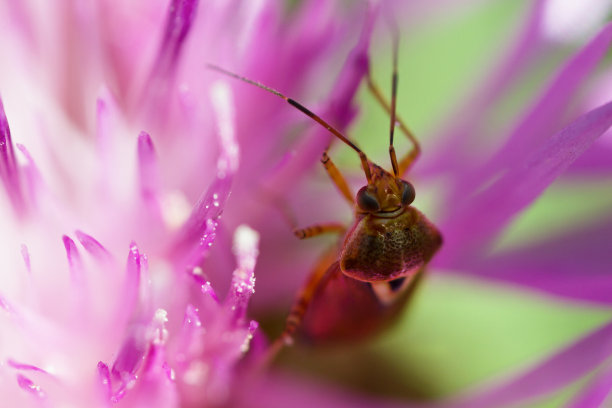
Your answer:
16,374 -> 46,399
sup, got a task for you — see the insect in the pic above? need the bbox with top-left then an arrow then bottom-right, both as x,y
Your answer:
208,32 -> 442,350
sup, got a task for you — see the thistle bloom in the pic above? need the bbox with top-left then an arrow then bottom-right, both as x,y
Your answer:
1,1 -> 612,408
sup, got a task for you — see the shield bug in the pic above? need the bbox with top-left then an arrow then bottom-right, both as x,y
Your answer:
208,32 -> 442,351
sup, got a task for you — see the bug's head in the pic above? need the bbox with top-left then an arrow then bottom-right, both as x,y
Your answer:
355,162 -> 415,214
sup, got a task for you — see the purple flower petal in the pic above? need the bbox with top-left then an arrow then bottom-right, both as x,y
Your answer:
567,361 -> 612,408
137,131 -> 160,204
109,327 -> 149,403
62,235 -> 84,284
496,21 -> 612,162
448,318 -> 612,408
97,361 -> 112,401
7,359 -> 48,374
449,22 -> 612,198
240,373 -> 417,408
0,294 -> 17,317
151,0 -> 199,79
470,218 -> 612,303
171,82 -> 238,268
421,0 -> 547,175
224,225 -> 259,324
15,143 -> 42,208
438,100 -> 612,266
20,244 -> 31,274
74,230 -> 112,262
122,242 -> 142,318
16,374 -> 46,400
0,97 -> 24,214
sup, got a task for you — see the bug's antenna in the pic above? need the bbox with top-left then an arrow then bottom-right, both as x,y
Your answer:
388,22 -> 400,177
207,64 -> 373,183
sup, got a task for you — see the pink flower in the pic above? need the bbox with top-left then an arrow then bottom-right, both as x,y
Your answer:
1,0 -> 612,407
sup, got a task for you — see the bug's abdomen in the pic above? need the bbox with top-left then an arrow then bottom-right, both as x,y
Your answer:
299,261 -> 413,343
340,207 -> 442,282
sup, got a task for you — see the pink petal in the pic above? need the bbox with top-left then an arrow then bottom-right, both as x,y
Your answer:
20,244 -> 31,274
449,22 -> 612,198
122,242 -> 142,318
137,131 -> 160,207
224,225 -> 259,324
97,361 -> 112,401
0,97 -> 24,214
62,235 -> 84,284
240,373 -> 416,408
7,359 -> 48,374
15,143 -> 42,209
74,230 -> 112,262
438,100 -> 612,266
470,218 -> 612,303
421,0 -> 547,175
171,82 -> 238,268
16,374 -> 46,400
150,0 -> 199,80
567,362 -> 612,408
449,319 -> 612,408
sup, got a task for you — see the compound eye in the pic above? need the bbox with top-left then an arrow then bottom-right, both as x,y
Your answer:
400,180 -> 416,205
356,186 -> 380,212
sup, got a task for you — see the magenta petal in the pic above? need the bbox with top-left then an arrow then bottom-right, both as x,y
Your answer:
0,294 -> 17,317
470,218 -> 612,303
15,143 -> 42,208
450,22 -> 612,196
123,242 -> 142,316
97,361 -> 112,401
111,331 -> 148,381
495,22 -> 612,167
438,100 -> 612,266
450,319 -> 612,408
62,235 -> 84,284
242,374 -> 415,408
224,225 -> 259,324
420,0 -> 546,176
20,244 -> 31,274
16,374 -> 46,400
0,98 -> 24,214
8,359 -> 48,374
75,230 -> 112,262
150,0 -> 199,80
173,181 -> 228,266
137,131 -> 159,203
567,362 -> 612,408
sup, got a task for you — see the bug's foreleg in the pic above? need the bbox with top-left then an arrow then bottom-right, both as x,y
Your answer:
293,222 -> 345,239
365,72 -> 421,175
320,152 -> 354,206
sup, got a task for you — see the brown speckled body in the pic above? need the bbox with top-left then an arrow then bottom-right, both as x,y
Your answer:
341,207 -> 442,281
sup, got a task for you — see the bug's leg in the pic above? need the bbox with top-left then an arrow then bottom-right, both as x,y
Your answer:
290,152 -> 350,238
293,222 -> 345,239
366,71 -> 420,175
321,151 -> 354,206
266,249 -> 336,362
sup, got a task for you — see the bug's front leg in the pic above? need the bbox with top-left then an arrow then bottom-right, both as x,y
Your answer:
293,222 -> 345,239
320,151 -> 354,206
